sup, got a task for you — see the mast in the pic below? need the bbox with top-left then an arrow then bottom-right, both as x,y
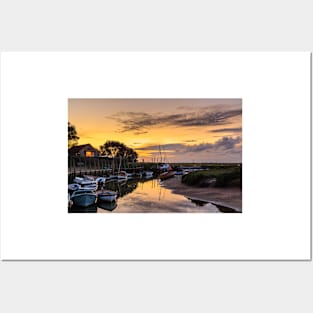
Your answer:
159,145 -> 163,163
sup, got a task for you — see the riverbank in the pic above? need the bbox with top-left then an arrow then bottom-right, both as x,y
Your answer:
161,176 -> 242,212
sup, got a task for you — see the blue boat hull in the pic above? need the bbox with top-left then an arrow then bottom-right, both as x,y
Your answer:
71,194 -> 97,207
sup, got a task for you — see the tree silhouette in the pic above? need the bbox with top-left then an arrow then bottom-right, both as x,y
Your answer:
100,140 -> 138,161
68,122 -> 80,148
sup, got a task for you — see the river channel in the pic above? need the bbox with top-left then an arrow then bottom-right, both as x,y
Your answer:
69,177 -> 222,213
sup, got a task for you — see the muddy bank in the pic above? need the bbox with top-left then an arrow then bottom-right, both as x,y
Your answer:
161,176 -> 242,212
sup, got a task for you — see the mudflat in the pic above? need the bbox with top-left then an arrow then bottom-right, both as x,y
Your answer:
161,176 -> 242,212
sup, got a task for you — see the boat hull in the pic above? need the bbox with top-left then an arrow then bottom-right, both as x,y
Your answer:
98,201 -> 117,211
98,190 -> 117,202
98,194 -> 117,202
71,194 -> 97,207
159,171 -> 175,180
80,185 -> 97,192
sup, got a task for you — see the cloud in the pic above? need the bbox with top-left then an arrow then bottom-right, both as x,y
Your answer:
135,136 -> 242,163
112,108 -> 242,134
134,131 -> 148,135
210,127 -> 242,133
137,136 -> 242,153
214,136 -> 241,150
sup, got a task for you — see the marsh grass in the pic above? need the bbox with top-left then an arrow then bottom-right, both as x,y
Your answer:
182,166 -> 242,188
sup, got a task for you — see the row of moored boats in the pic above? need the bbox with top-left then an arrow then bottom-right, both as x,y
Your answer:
68,176 -> 117,208
68,171 -> 154,208
68,167 -> 200,208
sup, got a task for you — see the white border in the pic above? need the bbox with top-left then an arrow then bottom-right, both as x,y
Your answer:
0,52 -> 311,260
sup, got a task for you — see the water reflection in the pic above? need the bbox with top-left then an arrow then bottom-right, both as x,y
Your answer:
97,201 -> 117,211
69,178 -> 221,213
69,203 -> 98,213
105,179 -> 139,198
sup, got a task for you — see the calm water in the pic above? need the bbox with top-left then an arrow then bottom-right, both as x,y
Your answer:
69,178 -> 221,213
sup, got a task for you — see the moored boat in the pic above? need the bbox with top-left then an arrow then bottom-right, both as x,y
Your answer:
73,176 -> 96,186
97,190 -> 118,202
68,183 -> 81,191
159,171 -> 175,180
70,190 -> 97,207
80,179 -> 96,186
116,171 -> 128,181
79,184 -> 98,192
144,171 -> 154,178
95,177 -> 106,184
73,176 -> 84,184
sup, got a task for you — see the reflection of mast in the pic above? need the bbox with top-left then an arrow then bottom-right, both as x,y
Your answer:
158,181 -> 161,201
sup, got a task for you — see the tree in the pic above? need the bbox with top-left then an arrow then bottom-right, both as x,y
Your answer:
68,122 -> 80,148
99,140 -> 138,162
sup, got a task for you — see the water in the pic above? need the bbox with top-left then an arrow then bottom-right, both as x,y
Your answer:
69,178 -> 221,213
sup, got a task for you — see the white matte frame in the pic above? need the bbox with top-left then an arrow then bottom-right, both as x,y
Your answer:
0,52 -> 311,260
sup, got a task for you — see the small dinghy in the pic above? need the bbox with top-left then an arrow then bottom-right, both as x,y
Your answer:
159,171 -> 175,180
73,176 -> 84,184
144,171 -> 154,178
97,190 -> 118,202
80,183 -> 98,192
70,190 -> 97,207
95,177 -> 106,184
68,183 -> 81,191
73,176 -> 96,186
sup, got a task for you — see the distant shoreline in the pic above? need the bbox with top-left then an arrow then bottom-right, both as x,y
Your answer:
161,176 -> 242,213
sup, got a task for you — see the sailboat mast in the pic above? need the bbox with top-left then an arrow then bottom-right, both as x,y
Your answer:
159,145 -> 163,163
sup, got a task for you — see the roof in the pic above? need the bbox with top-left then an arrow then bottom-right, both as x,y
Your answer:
68,144 -> 99,154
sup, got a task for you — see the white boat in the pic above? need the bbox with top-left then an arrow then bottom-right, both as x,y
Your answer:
144,171 -> 154,178
73,176 -> 84,184
70,190 -> 97,207
95,177 -> 106,184
159,171 -> 175,180
116,171 -> 128,181
97,190 -> 118,202
125,172 -> 134,179
80,179 -> 96,186
73,176 -> 96,185
159,163 -> 172,171
79,184 -> 98,192
68,183 -> 81,191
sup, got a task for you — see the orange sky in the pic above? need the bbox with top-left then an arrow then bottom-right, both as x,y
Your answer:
68,99 -> 242,163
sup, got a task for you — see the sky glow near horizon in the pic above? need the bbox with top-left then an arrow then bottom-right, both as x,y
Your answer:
68,99 -> 242,163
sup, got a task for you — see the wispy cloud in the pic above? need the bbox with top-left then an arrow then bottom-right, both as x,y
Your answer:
210,127 -> 242,133
112,107 -> 242,134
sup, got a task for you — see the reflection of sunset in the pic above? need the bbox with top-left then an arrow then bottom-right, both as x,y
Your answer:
69,99 -> 242,163
97,178 -> 221,213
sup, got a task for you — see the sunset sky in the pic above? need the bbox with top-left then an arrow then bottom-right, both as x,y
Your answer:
68,99 -> 242,163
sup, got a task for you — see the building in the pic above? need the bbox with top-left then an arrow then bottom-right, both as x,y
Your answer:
68,144 -> 100,157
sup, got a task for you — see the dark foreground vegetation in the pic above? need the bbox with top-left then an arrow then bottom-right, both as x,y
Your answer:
182,165 -> 242,188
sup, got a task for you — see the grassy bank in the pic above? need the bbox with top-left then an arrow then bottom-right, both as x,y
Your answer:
182,166 -> 242,188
